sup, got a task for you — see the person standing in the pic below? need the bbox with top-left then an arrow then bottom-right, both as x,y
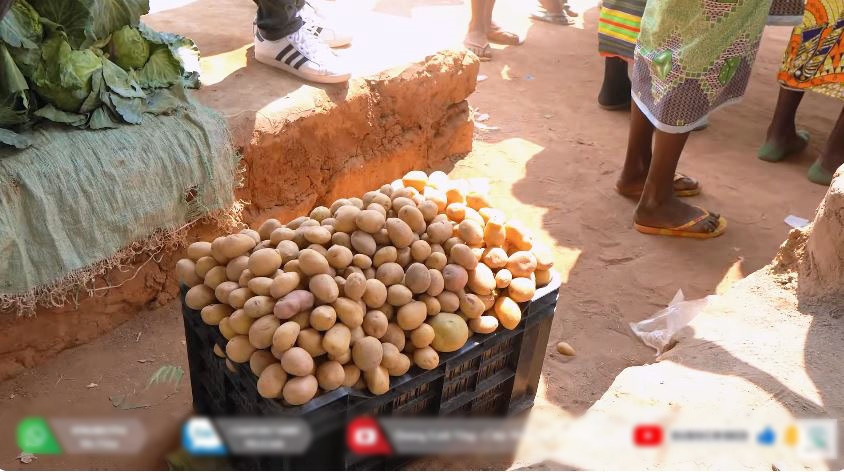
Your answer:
758,0 -> 844,186
252,0 -> 353,83
464,0 -> 524,62
596,0 -> 646,110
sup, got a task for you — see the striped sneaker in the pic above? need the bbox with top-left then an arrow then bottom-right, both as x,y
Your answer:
254,27 -> 351,84
301,1 -> 353,48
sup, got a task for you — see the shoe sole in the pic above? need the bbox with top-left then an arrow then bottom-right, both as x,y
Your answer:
255,54 -> 350,84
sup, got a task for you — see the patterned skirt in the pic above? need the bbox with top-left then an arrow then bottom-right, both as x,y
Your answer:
777,0 -> 844,100
598,0 -> 647,61
631,0 -> 773,133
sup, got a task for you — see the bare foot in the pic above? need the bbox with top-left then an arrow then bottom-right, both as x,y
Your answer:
758,127 -> 809,162
488,23 -> 522,45
464,30 -> 492,60
635,197 -> 721,233
617,172 -> 700,198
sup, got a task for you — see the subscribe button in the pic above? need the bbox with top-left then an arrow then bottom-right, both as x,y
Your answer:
183,418 -> 312,456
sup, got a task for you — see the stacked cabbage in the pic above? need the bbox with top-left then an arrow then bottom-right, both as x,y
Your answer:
0,0 -> 199,148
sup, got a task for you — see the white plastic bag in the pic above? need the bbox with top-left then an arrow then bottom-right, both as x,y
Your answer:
629,290 -> 715,356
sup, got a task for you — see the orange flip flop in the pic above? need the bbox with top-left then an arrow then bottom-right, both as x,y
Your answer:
634,208 -> 727,239
616,172 -> 702,199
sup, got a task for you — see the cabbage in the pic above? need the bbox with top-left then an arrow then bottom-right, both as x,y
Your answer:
109,25 -> 149,70
30,34 -> 102,112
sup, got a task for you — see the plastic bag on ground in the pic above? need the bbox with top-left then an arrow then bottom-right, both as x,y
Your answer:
630,290 -> 716,356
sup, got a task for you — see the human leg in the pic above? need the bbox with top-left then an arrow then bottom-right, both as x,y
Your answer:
254,0 -> 304,40
598,56 -> 631,110
465,0 -> 492,60
809,107 -> 844,185
758,87 -> 810,162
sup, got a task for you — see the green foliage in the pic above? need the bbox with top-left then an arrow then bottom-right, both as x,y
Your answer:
109,25 -> 149,70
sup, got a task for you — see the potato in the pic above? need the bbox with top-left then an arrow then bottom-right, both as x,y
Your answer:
250,350 -> 278,376
359,311 -> 387,338
494,296 -> 521,330
463,207 -> 485,227
333,297 -> 364,328
417,200 -> 438,223
483,220 -> 506,247
219,317 -> 236,340
244,248 -> 279,278
258,218 -> 283,240
344,272 -> 367,301
201,304 -> 232,326
371,248 -> 395,269
397,301 -> 427,331
323,324 -> 351,357
429,313 -> 469,352
244,295 -> 275,318
387,284 -> 413,306
225,359 -> 238,373
255,363 -> 287,399
419,294 -> 441,316
195,256 -> 218,279
410,241 -> 431,263
398,205 -> 426,234
380,342 -> 402,370
301,225 -> 331,246
329,199 -> 350,214
226,335 -> 256,363
351,231 -> 377,256
423,188 -> 448,213
467,264 -> 496,295
508,277 -> 536,303
506,251 -> 538,278
186,284 -> 216,310
315,360 -> 345,391
350,325 -> 365,346
465,192 -> 490,211
220,234 -> 256,259
270,227 -> 295,246
535,269 -> 552,287
505,221 -> 532,249
426,269 -> 445,297
242,277 -> 270,297
293,249 -> 326,277
445,203 -> 466,223
493,269 -> 512,289
247,315 -> 280,349
469,315 -> 499,334
274,290 -> 315,319
213,344 -> 226,358
391,196 -> 415,213
481,248 -> 508,270
386,218 -> 414,248
401,170 -> 427,191
425,252 -> 447,270
329,349 -> 352,364
436,291 -> 460,313
362,279 -> 388,307
531,244 -> 554,271
443,237 -> 463,254
376,262 -> 404,286
210,237 -> 230,264
402,262 -> 430,294
230,309 -> 254,334
296,328 -> 326,357
288,216 -> 309,229
270,272 -> 300,298
333,205 -> 360,233
176,258 -> 202,287
449,244 -> 478,270
442,264 -> 469,292
306,273 -> 337,304
355,209 -> 385,234
202,266 -> 226,290
387,354 -> 411,376
352,336 -> 383,371
398,247 -> 414,268
426,220 -> 453,244
283,375 -> 318,405
280,347 -> 314,376
364,366 -> 390,395
352,254 -> 372,270
459,293 -> 485,319
413,346 -> 439,370
458,220 -> 484,246
380,323 -> 406,351
310,305 -> 337,331
187,241 -> 212,261
343,364 -> 361,387
225,287 -> 250,309
410,323 -> 435,348
309,205 -> 331,222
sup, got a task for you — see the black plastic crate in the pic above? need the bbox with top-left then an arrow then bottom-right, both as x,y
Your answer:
181,274 -> 560,470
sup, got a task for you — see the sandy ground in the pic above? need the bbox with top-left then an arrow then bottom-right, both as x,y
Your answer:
1,0 -> 839,469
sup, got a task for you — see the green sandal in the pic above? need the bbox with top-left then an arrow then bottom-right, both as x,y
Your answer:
758,129 -> 810,162
808,160 -> 834,186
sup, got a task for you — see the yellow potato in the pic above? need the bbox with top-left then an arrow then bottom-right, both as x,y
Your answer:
532,244 -> 555,270
281,347 -> 314,376
229,309 -> 254,335
445,203 -> 466,222
257,218 -> 283,240
195,256 -> 219,279
226,335 -> 256,363
362,310 -> 388,338
201,304 -> 232,326
436,291 -> 460,313
344,272 -> 367,301
309,305 -> 337,331
380,323 -> 406,351
459,293 -> 485,319
270,227 -> 296,246
213,344 -> 226,358
387,353 -> 411,376
309,273 -> 339,304
351,231 -> 377,256
297,328 -> 326,357
333,205 -> 361,233
402,170 -> 428,191
413,346 -> 439,370
352,336 -> 384,372
465,192 -> 490,211
186,284 -> 216,310
429,313 -> 469,352
398,205 -> 426,234
329,349 -> 352,364
467,264 -> 496,295
250,350 -> 278,376
352,254 -> 372,269
298,248 -> 330,276
506,251 -> 538,278
482,247 -> 508,269
343,364 -> 361,387
317,360 -> 346,391
355,209 -> 386,234
270,272 -> 300,298
458,220 -> 484,246
417,201 -> 439,223
449,244 -> 477,271
203,266 -> 227,290
469,315 -> 499,334
244,295 -> 275,318
176,258 -> 202,287
248,315 -> 280,349
397,301 -> 427,331
322,324 -> 352,357
380,342 -> 402,370
282,375 -> 318,405
219,317 -> 236,340
276,240 -> 300,264
333,297 -> 364,328
272,321 -> 300,353
187,241 -> 212,261
224,255 -> 248,282
364,366 -> 391,395
221,233 -> 257,259
210,237 -> 229,264
419,294 -> 441,316
386,218 -> 414,248
362,279 -> 388,308
257,363 -> 287,399
535,269 -> 553,287
495,268 -> 512,289
410,323 -> 435,348
508,277 -> 536,303
387,284 -> 413,306
494,296 -> 522,330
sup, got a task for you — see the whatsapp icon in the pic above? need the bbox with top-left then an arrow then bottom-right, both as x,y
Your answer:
17,417 -> 61,454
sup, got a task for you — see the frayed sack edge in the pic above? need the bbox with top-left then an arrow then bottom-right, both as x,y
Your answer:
0,201 -> 245,317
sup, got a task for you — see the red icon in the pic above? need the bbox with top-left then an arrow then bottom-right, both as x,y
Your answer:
633,425 -> 664,447
347,417 -> 392,455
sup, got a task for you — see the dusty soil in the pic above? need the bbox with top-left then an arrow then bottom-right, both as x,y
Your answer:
1,0 -> 840,469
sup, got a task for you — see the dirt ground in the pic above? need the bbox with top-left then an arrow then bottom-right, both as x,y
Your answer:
0,0 -> 839,469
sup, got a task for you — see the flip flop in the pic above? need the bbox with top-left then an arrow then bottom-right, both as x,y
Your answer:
487,29 -> 523,45
530,10 -> 575,25
616,172 -> 702,198
808,160 -> 834,186
757,129 -> 810,162
634,208 -> 727,239
464,42 -> 492,61
599,100 -> 631,111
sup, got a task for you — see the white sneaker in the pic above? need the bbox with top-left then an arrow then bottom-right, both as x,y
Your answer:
301,1 -> 353,48
254,28 -> 351,83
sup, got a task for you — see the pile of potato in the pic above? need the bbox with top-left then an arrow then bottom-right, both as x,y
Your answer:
178,171 -> 554,406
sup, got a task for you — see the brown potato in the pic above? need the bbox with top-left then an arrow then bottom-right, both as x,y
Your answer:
506,251 -> 538,278
404,262 -> 432,294
187,241 -> 212,261
221,234 -> 257,259
387,353 -> 411,376
398,205 -> 426,234
436,291 -> 460,313
344,272 -> 367,301
387,284 -> 413,306
469,315 -> 499,334
410,323 -> 435,348
317,360 -> 345,391
376,262 -> 404,286
226,335 -> 256,363
224,255 -> 248,282
229,309 -> 254,335
298,248 -> 330,276
246,276 -> 272,296
309,273 -> 339,304
257,219 -> 283,240
396,247 -> 412,267
213,344 -> 226,358
419,294 -> 441,316
272,321 -> 301,354
176,258 -> 202,287
329,349 -> 352,364
494,296 -> 522,330
482,247 -> 508,269
535,269 -> 553,287
397,301 -> 427,331
458,220 -> 484,246
310,305 -> 337,331
363,310 -> 389,338
364,366 -> 390,395
425,220 -> 453,244
270,227 -> 296,246
379,323 -> 406,351
250,350 -> 278,376
203,266 -> 227,290
373,228 -> 391,246
413,346 -> 439,370
410,240 -> 432,263
425,252 -> 447,271
195,256 -> 218,280
310,206 -> 331,222
391,196 -> 415,212
297,328 -> 326,357
352,254 -> 372,269
333,297 -> 364,328
343,364 -> 361,387
352,336 -> 384,372
508,277 -> 536,303
201,304 -> 232,326
290,310 -> 310,329
219,317 -> 236,340
351,231 -> 377,256
323,324 -> 352,357
248,248 -> 282,277
425,269 -> 445,297
386,218 -> 414,248
459,293 -> 485,319
449,244 -> 478,270
281,347 -> 314,376
257,363 -> 287,399
227,287 -> 252,309
249,315 -> 281,349
302,225 -> 331,245
355,209 -> 386,233
373,246 -> 397,268
283,375 -> 318,405
362,279 -> 388,308
442,264 -> 469,292
467,264 -> 496,295
380,342 -> 402,370
244,295 -> 275,318
333,205 -> 361,233
350,325 -> 365,346
270,272 -> 300,298
186,284 -> 216,310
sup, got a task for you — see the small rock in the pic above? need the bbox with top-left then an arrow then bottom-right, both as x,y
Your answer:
17,452 -> 36,464
86,383 -> 98,389
556,341 -> 576,356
